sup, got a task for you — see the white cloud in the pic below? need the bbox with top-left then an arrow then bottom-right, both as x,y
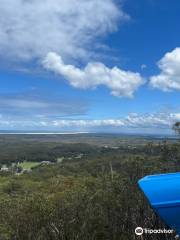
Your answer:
150,48 -> 180,91
1,112 -> 179,132
50,112 -> 174,128
0,0 -> 145,98
124,112 -> 178,128
52,119 -> 125,127
0,0 -> 128,62
43,52 -> 144,97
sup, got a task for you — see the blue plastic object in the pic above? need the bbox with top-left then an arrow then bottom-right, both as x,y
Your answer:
138,172 -> 180,234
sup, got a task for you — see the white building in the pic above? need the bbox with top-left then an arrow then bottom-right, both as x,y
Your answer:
1,165 -> 9,171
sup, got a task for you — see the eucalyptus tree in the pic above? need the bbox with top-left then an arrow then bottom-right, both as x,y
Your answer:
173,122 -> 180,136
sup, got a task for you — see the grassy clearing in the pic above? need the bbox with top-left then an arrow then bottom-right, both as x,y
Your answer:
19,162 -> 40,170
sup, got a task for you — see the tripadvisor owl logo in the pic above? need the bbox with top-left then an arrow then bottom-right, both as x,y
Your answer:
135,227 -> 174,236
135,227 -> 143,236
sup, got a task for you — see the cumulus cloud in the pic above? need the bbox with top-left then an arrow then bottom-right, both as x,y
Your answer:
0,0 -> 127,62
0,0 -> 145,97
51,112 -> 180,129
43,52 -> 144,97
150,48 -> 180,91
0,112 -> 179,132
0,0 -> 145,98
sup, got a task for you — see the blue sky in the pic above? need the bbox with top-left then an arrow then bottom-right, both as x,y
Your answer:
0,0 -> 180,133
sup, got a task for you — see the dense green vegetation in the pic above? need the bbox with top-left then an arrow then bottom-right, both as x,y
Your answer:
0,134 -> 179,240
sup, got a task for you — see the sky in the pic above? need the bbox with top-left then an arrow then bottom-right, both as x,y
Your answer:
0,0 -> 180,134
